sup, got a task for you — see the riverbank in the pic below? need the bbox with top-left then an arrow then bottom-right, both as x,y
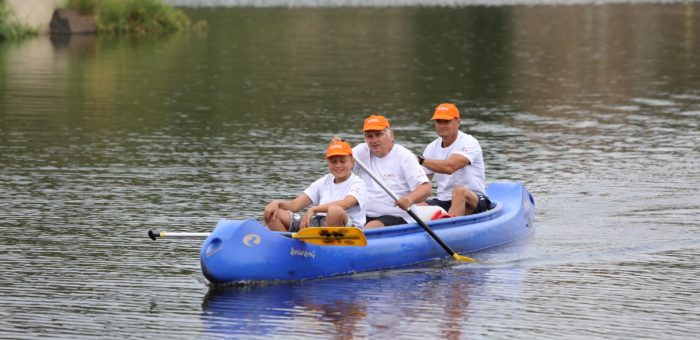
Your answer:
64,0 -> 190,34
0,0 -> 43,40
1,0 -> 193,41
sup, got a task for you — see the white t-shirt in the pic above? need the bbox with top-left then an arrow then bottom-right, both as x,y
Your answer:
423,130 -> 486,200
303,173 -> 367,227
353,143 -> 430,222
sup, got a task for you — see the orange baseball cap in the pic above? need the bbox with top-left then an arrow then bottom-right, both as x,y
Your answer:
431,103 -> 460,120
325,141 -> 353,159
362,115 -> 391,131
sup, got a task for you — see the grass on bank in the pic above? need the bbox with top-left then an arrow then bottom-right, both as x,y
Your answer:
66,0 -> 193,34
0,0 -> 38,41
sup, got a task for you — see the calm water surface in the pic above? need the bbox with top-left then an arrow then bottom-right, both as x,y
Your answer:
1,2 -> 699,338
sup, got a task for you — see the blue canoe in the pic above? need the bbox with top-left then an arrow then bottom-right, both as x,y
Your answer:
200,181 -> 535,284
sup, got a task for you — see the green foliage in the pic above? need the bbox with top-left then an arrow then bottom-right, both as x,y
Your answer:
0,0 -> 37,41
66,0 -> 191,34
67,0 -> 98,15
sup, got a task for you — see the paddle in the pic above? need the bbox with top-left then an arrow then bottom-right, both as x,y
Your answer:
353,156 -> 476,262
148,231 -> 209,240
292,226 -> 367,246
148,226 -> 367,246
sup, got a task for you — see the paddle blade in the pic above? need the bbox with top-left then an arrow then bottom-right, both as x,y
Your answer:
292,227 -> 367,246
452,253 -> 477,263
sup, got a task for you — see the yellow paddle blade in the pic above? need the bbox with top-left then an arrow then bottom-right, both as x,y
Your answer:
452,253 -> 477,263
291,227 -> 367,246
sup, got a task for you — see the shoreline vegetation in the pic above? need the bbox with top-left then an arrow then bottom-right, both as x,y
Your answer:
1,0 -> 201,42
0,0 -> 38,41
65,0 -> 198,34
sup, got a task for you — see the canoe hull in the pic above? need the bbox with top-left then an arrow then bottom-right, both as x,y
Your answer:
200,181 -> 535,284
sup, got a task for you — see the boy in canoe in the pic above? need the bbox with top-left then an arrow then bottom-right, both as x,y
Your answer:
418,103 -> 492,216
263,141 -> 368,232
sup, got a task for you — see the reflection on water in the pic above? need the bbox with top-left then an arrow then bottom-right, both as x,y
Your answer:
201,265 -> 525,338
1,2 -> 699,338
202,279 -> 371,337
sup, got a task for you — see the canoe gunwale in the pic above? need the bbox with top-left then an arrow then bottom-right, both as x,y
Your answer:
364,200 -> 503,239
275,201 -> 503,240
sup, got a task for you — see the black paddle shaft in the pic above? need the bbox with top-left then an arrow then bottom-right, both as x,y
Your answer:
354,155 -> 459,257
406,209 -> 458,257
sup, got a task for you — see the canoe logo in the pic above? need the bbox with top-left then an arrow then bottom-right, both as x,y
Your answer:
242,234 -> 261,247
290,248 -> 316,259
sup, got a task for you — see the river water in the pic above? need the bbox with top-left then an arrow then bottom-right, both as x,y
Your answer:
1,1 -> 699,338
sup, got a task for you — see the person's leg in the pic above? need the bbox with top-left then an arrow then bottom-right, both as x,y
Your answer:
365,218 -> 385,229
365,215 -> 407,228
324,205 -> 349,227
265,208 -> 292,231
449,186 -> 479,216
308,215 -> 325,227
426,198 -> 452,211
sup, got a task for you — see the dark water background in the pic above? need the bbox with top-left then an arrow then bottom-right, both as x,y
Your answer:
1,2 -> 699,338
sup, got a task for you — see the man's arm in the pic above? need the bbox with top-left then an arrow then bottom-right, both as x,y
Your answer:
396,182 -> 432,210
422,153 -> 470,175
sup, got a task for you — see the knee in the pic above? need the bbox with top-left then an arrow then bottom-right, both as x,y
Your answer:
365,220 -> 384,229
452,187 -> 469,200
453,187 -> 478,209
327,205 -> 345,217
264,208 -> 282,223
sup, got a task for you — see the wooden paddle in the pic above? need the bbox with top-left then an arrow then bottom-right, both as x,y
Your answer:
148,226 -> 367,246
353,156 -> 476,262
